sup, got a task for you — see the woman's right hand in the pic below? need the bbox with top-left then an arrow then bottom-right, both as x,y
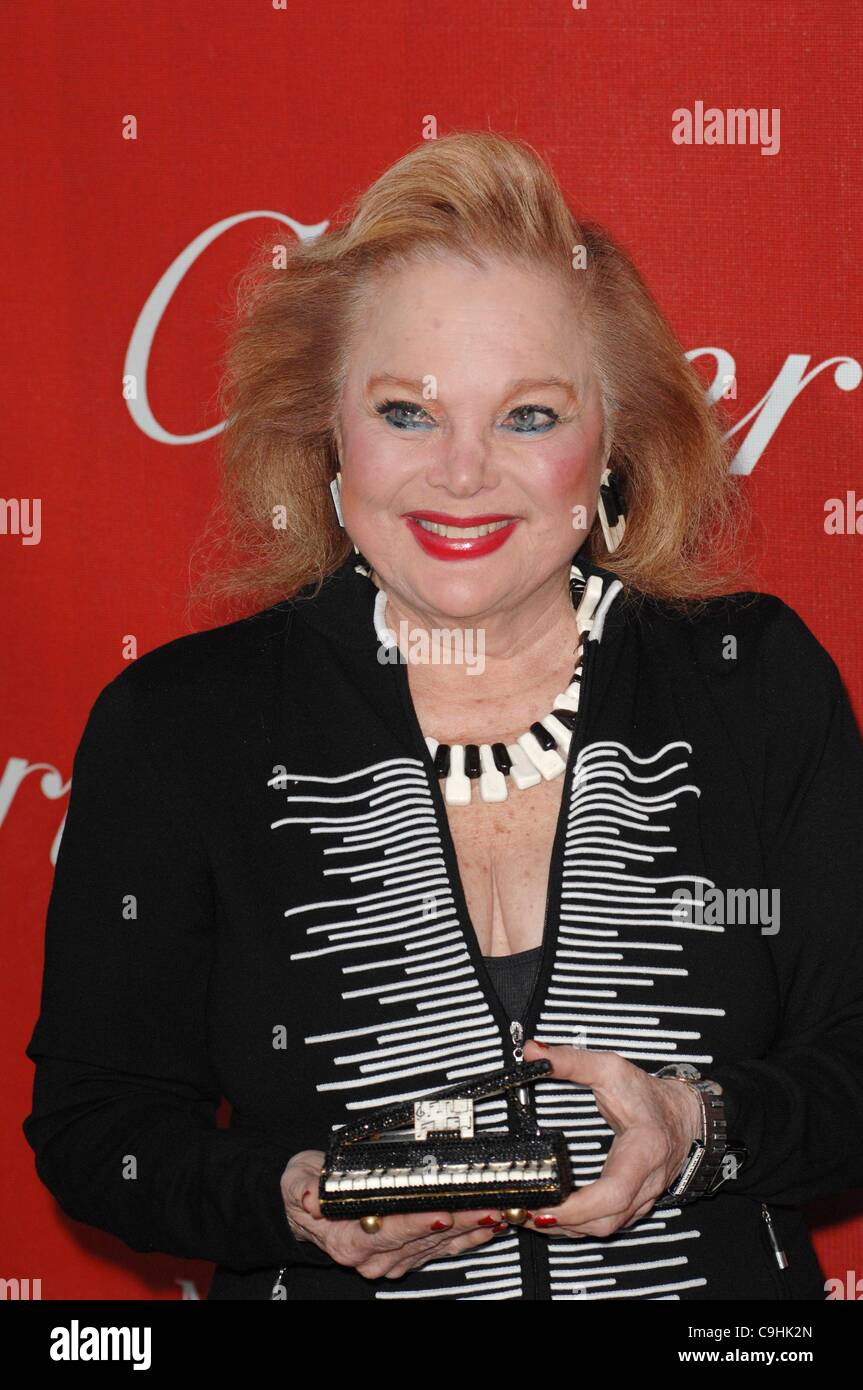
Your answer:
280,1149 -> 510,1280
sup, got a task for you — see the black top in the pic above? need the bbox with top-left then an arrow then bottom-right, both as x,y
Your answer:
21,548 -> 863,1301
481,947 -> 544,1023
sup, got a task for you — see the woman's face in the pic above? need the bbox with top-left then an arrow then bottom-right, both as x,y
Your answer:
335,253 -> 608,622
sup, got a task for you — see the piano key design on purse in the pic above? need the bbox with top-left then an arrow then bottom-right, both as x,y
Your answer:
325,1155 -> 558,1193
319,1060 -> 573,1218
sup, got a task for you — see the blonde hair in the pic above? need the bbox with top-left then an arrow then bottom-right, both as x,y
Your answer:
190,130 -> 750,620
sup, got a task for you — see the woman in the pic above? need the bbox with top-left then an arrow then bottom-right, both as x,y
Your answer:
24,132 -> 863,1300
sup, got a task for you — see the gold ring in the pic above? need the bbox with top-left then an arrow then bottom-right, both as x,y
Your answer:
359,1214 -> 383,1234
503,1208 -> 529,1225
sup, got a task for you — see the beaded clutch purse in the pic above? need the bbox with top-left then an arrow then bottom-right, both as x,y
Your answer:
319,1059 -> 573,1218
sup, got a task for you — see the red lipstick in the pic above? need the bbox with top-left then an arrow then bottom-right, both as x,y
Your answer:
404,510 -> 519,561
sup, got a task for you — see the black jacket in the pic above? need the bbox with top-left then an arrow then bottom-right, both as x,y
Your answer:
22,548 -> 863,1300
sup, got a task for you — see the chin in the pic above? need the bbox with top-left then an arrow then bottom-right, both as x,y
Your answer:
398,562 -> 518,622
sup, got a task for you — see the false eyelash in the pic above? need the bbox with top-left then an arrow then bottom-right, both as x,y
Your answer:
514,403 -> 558,416
511,404 -> 560,424
375,398 -> 429,416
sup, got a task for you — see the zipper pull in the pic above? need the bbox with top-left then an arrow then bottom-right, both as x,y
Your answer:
761,1203 -> 789,1270
510,1020 -> 530,1108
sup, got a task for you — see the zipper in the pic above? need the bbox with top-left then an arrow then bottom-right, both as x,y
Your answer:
760,1202 -> 790,1300
508,1016 -> 543,1299
509,1019 -> 533,1110
510,1019 -> 526,1068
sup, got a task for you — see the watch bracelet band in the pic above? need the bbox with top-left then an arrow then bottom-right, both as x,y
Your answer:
652,1065 -> 740,1206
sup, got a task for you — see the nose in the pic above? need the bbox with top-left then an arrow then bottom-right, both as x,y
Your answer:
424,431 -> 500,499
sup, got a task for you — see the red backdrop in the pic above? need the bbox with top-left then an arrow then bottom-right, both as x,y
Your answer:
2,0 -> 861,1300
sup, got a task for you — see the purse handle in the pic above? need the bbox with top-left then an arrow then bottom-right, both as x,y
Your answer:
335,1059 -> 553,1145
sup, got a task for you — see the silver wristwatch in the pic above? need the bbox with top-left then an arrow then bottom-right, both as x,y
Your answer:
651,1063 -> 747,1205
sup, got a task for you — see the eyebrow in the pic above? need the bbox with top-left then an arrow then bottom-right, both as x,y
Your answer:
365,373 -> 580,401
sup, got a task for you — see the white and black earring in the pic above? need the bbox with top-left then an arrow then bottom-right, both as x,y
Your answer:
329,469 -> 346,527
330,467 -> 371,576
597,467 -> 626,553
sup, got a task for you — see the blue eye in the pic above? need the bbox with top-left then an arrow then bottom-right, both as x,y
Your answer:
375,400 -> 435,431
504,405 -> 559,434
374,399 -> 561,433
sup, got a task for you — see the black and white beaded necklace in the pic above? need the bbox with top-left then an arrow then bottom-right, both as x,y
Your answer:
369,562 -> 607,805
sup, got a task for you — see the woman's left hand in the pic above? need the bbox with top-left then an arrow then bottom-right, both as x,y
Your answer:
520,1039 -> 706,1238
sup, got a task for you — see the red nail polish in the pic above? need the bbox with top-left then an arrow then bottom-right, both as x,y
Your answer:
533,1040 -> 550,1049
533,1214 -> 558,1227
477,1215 -> 497,1226
492,1222 -> 508,1232
430,1219 -> 449,1231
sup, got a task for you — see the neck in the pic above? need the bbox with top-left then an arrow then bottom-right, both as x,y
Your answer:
374,566 -> 583,743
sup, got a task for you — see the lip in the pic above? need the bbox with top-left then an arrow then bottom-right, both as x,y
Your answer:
404,511 -> 520,561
